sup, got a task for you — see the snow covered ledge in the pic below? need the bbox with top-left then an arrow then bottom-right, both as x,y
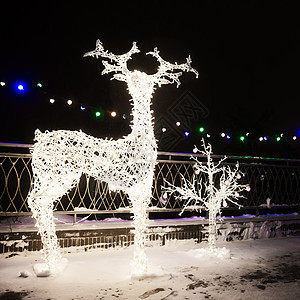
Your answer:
217,214 -> 300,241
0,214 -> 299,255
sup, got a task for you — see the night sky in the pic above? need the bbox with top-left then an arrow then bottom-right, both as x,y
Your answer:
0,0 -> 299,158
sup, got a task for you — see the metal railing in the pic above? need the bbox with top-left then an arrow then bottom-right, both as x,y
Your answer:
0,143 -> 299,217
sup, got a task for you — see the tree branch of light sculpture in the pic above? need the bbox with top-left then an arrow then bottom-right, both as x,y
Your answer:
164,139 -> 250,250
27,39 -> 198,276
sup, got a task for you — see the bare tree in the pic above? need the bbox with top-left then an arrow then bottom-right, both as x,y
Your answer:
164,139 -> 250,250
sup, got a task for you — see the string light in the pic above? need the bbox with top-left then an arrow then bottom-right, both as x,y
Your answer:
1,79 -> 299,143
95,111 -> 101,117
17,83 -> 25,91
158,128 -> 299,143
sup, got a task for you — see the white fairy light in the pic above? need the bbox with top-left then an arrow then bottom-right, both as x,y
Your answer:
164,139 -> 250,251
0,81 -> 5,86
49,98 -> 55,104
67,99 -> 72,105
111,111 -> 117,117
28,39 -> 198,276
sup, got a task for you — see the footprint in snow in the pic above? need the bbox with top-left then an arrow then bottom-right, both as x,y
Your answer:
139,288 -> 165,299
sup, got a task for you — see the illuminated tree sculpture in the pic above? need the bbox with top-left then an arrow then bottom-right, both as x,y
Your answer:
27,40 -> 198,277
164,139 -> 250,252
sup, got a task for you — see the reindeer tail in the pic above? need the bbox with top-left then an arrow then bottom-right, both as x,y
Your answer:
34,129 -> 43,142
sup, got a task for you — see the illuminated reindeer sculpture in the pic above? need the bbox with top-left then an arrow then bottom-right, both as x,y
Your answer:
28,40 -> 198,276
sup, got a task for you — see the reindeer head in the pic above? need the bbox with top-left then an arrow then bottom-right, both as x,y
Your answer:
84,40 -> 198,96
127,70 -> 156,98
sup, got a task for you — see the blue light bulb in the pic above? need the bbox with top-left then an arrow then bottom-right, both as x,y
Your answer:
15,82 -> 26,93
17,84 -> 24,91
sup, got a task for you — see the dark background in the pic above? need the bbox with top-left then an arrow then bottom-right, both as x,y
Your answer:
0,0 -> 299,158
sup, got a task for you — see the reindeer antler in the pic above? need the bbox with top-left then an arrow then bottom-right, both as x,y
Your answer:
147,47 -> 199,87
84,39 -> 140,82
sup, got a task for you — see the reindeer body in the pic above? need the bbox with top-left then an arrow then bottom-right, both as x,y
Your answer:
28,41 -> 197,275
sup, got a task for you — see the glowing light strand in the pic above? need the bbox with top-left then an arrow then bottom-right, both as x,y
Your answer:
1,79 -> 298,141
28,39 -> 198,276
164,139 -> 250,251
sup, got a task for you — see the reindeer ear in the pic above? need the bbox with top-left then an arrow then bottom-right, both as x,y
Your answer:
113,74 -> 127,82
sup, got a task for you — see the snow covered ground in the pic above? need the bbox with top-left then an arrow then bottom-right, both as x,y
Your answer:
0,236 -> 299,300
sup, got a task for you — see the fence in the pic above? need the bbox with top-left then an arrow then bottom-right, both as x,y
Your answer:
0,143 -> 299,219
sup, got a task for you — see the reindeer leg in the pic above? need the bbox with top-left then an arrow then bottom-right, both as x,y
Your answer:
128,180 -> 152,277
28,169 -> 81,274
28,188 -> 61,273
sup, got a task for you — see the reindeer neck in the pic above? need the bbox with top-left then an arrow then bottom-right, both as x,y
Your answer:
130,95 -> 155,138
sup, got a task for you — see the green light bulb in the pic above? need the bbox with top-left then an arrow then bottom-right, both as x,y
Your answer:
240,136 -> 245,142
95,111 -> 101,117
199,127 -> 205,133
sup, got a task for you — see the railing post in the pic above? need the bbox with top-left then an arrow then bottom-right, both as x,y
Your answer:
73,213 -> 77,224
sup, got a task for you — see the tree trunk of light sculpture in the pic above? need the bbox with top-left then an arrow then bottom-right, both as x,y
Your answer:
208,199 -> 217,248
27,40 -> 198,276
164,139 -> 250,250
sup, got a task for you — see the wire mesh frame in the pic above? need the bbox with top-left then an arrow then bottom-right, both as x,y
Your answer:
0,151 -> 300,213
